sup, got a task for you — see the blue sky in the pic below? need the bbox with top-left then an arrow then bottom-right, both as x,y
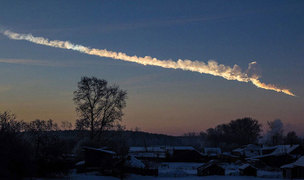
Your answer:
0,0 -> 303,135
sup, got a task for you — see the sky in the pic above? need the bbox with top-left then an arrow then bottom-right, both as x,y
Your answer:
0,0 -> 303,135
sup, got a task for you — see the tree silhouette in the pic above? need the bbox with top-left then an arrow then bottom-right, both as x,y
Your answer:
73,76 -> 127,139
206,117 -> 261,148
25,119 -> 59,156
0,111 -> 24,135
285,131 -> 300,145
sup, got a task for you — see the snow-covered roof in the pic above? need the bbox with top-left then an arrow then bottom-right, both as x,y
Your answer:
232,144 -> 261,158
83,147 -> 116,155
132,152 -> 166,158
239,163 -> 256,170
129,146 -> 195,152
232,148 -> 243,153
125,156 -> 145,168
169,146 -> 195,150
281,156 -> 304,168
129,146 -> 166,152
197,160 -> 224,170
248,144 -> 300,159
270,145 -> 299,155
204,147 -> 221,153
75,161 -> 85,166
203,147 -> 221,156
233,144 -> 261,152
262,145 -> 299,154
246,144 -> 261,149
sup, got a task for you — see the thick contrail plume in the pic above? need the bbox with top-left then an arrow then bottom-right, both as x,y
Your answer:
1,30 -> 295,96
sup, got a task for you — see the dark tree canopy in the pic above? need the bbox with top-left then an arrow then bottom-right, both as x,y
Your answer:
73,76 -> 127,139
206,117 -> 261,148
226,117 -> 261,145
284,131 -> 301,145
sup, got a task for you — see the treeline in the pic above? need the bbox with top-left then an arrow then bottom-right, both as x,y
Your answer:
201,117 -> 261,150
0,110 -> 135,179
190,117 -> 303,151
1,77 -> 303,179
0,111 -> 78,178
1,110 -> 303,178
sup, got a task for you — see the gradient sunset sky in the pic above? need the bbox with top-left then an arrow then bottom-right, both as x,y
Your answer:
0,0 -> 303,135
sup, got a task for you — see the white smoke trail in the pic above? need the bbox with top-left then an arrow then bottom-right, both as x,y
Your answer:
1,30 -> 295,96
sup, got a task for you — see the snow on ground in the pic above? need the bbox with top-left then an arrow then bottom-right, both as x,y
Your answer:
33,172 -> 284,180
128,175 -> 283,180
33,164 -> 283,180
159,162 -> 204,176
257,170 -> 282,179
221,163 -> 239,176
69,172 -> 118,180
66,174 -> 284,180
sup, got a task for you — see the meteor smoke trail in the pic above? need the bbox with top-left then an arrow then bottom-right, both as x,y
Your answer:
1,30 -> 295,96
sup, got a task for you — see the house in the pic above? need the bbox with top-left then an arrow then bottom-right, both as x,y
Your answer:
197,160 -> 225,176
220,152 -> 239,163
239,163 -> 257,176
203,147 -> 222,157
129,146 -> 166,161
261,144 -> 303,157
124,155 -> 158,176
167,146 -> 205,162
129,146 -> 205,162
125,155 -> 145,169
232,144 -> 261,158
247,144 -> 304,167
281,156 -> 304,179
83,147 -> 117,169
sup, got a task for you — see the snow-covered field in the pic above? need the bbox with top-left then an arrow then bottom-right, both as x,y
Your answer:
159,162 -> 204,176
66,173 -> 284,180
158,162 -> 282,179
34,162 -> 283,180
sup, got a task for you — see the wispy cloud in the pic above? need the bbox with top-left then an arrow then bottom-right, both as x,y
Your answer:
0,58 -> 59,66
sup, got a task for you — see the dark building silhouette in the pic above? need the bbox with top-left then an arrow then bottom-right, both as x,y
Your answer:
83,147 -> 116,168
281,156 -> 304,179
129,146 -> 205,162
239,164 -> 257,176
197,161 -> 225,176
247,144 -> 304,168
169,147 -> 205,162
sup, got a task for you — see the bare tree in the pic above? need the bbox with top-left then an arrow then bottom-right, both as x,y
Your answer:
60,121 -> 73,130
0,111 -> 24,135
73,76 -> 127,139
25,119 -> 59,156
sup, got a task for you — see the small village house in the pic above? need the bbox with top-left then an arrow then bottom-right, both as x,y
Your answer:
239,163 -> 257,176
129,146 -> 166,161
83,147 -> 117,169
203,147 -> 222,157
281,156 -> 304,179
197,160 -> 225,176
129,146 -> 205,162
232,144 -> 261,158
247,144 -> 304,167
167,146 -> 205,162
